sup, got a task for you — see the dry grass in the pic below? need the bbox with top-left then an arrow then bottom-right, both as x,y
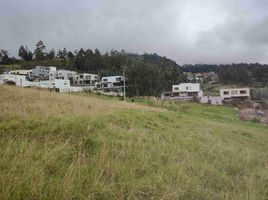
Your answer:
0,85 -> 268,200
0,85 -> 163,121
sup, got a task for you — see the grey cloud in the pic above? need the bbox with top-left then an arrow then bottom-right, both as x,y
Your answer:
0,0 -> 268,64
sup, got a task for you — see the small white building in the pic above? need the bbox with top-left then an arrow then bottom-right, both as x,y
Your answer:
200,96 -> 223,105
172,83 -> 203,100
49,70 -> 77,81
73,73 -> 100,86
0,74 -> 30,87
101,76 -> 124,89
57,70 -> 77,80
220,88 -> 250,100
30,79 -> 71,92
32,66 -> 57,79
8,70 -> 32,77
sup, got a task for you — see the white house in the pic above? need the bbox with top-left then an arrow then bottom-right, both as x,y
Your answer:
48,70 -> 77,81
29,79 -> 71,92
73,73 -> 100,86
57,70 -> 77,80
0,74 -> 30,87
101,76 -> 124,89
172,83 -> 203,99
32,66 -> 57,80
8,70 -> 32,77
0,73 -> 73,92
220,88 -> 250,100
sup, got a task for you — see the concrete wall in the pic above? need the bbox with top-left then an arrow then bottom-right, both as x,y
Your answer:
200,96 -> 223,105
69,87 -> 84,92
209,96 -> 223,105
200,96 -> 209,104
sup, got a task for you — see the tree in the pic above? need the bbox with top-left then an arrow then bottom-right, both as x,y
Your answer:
34,40 -> 46,60
47,48 -> 56,59
1,49 -> 9,57
84,49 -> 94,71
67,51 -> 74,60
62,48 -> 68,59
18,45 -> 33,61
25,46 -> 33,61
75,48 -> 85,71
57,49 -> 63,59
57,48 -> 68,59
94,48 -> 103,71
18,45 -> 27,60
0,49 -> 9,63
0,49 -> 18,64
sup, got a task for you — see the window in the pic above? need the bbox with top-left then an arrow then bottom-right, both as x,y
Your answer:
64,83 -> 67,85
186,86 -> 188,90
116,77 -> 121,82
174,87 -> 179,91
103,79 -> 108,82
240,90 -> 247,94
223,91 -> 229,95
231,90 -> 238,95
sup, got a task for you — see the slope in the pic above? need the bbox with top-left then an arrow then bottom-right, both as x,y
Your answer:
0,85 -> 267,200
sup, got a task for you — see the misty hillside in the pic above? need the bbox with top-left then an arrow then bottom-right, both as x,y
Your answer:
182,64 -> 268,86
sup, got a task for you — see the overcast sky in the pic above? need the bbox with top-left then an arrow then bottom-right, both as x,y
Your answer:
1,0 -> 268,64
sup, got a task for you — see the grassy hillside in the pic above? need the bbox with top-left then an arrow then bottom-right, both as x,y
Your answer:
0,86 -> 268,200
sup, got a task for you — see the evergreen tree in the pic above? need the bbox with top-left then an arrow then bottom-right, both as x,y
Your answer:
34,40 -> 46,60
84,49 -> 95,71
57,49 -> 64,59
75,48 -> 85,71
67,51 -> 75,60
18,45 -> 33,61
47,48 -> 56,59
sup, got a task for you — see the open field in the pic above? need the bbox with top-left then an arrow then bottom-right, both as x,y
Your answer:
0,85 -> 268,199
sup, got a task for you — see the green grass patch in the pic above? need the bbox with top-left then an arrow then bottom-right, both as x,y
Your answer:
0,87 -> 268,199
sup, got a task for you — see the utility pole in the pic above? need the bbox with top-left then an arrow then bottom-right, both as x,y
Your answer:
123,66 -> 126,101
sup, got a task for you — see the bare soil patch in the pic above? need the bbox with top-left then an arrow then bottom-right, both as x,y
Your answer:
239,108 -> 268,125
